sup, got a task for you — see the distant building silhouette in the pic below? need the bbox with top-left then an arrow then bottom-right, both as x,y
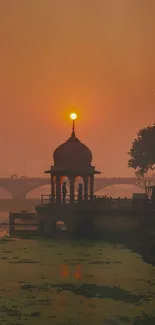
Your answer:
36,119 -> 100,236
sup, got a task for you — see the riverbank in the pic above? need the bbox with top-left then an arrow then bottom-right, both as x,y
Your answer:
127,235 -> 155,267
1,219 -> 155,268
94,232 -> 155,267
96,233 -> 155,267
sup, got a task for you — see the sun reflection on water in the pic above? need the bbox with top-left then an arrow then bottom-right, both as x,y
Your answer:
60,264 -> 82,279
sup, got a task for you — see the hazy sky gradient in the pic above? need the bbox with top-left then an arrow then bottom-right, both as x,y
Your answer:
0,0 -> 155,177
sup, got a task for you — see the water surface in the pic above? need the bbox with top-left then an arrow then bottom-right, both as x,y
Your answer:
0,229 -> 155,325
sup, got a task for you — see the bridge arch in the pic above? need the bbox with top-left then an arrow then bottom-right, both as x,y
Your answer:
0,187 -> 12,198
26,176 -> 71,199
95,184 -> 145,198
95,183 -> 145,192
56,220 -> 67,232
26,184 -> 51,198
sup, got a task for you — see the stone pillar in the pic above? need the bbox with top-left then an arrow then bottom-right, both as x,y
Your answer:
56,176 -> 61,204
69,176 -> 75,203
90,175 -> 94,201
84,176 -> 88,201
50,175 -> 55,203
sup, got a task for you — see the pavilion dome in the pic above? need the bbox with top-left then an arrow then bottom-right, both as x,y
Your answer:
53,132 -> 92,168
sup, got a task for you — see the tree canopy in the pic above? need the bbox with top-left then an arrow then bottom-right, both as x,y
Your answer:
128,124 -> 155,178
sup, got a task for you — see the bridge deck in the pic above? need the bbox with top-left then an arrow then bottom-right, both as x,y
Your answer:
0,176 -> 154,199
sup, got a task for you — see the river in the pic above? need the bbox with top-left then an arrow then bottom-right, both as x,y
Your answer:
0,212 -> 155,324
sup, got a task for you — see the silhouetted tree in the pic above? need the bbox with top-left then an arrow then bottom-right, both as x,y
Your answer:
128,124 -> 155,178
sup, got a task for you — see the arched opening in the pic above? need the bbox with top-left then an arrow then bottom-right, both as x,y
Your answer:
60,176 -> 70,203
74,176 -> 84,201
95,184 -> 145,198
0,188 -> 12,199
26,185 -> 51,198
55,220 -> 67,232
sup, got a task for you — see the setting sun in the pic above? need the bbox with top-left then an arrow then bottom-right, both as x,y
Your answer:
70,113 -> 77,120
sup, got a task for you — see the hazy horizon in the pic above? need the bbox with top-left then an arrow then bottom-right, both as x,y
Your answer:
0,1 -> 155,177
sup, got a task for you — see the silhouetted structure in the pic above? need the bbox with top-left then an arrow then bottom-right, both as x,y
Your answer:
35,120 -> 100,237
33,118 -> 155,238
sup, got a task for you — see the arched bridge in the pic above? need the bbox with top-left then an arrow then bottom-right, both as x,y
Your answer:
0,176 -> 154,200
94,177 -> 155,192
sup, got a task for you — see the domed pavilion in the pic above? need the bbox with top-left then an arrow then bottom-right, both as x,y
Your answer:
44,115 -> 100,204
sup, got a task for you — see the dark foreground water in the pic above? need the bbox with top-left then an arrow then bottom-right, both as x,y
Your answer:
0,233 -> 155,324
0,211 -> 155,325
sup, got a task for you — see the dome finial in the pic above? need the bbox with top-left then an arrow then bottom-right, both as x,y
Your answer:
70,113 -> 77,137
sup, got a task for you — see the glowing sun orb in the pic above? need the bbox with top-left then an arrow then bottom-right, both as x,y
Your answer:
70,113 -> 77,120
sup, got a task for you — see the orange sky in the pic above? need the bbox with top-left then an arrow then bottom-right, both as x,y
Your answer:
0,0 -> 155,177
